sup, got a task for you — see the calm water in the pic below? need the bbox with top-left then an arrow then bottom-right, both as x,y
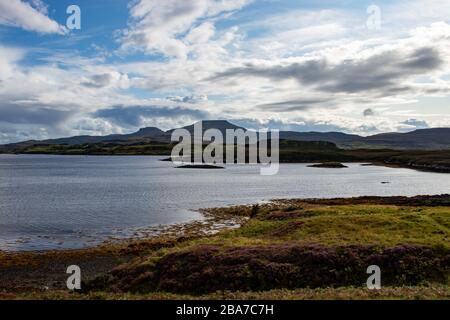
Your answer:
0,154 -> 449,251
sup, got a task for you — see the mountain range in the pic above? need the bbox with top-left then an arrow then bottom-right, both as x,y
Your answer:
2,120 -> 450,151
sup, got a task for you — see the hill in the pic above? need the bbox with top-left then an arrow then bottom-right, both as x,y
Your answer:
362,128 -> 450,150
1,121 -> 450,152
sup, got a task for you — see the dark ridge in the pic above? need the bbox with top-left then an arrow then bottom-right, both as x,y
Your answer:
176,164 -> 225,169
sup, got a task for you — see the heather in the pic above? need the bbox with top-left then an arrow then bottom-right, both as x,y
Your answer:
106,244 -> 449,294
2,196 -> 449,299
82,195 -> 450,296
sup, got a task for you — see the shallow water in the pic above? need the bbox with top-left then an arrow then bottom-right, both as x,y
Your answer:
0,154 -> 449,251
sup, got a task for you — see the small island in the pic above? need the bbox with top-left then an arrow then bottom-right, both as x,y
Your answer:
176,164 -> 225,169
308,162 -> 348,168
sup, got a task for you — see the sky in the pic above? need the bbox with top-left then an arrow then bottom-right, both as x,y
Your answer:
0,0 -> 450,143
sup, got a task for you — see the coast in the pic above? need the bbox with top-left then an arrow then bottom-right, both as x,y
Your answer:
1,195 -> 449,300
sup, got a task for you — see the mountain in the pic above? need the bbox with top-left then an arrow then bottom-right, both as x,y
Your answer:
1,121 -> 450,152
280,131 -> 363,144
165,120 -> 247,143
168,120 -> 246,135
362,128 -> 450,149
0,127 -> 167,151
280,128 -> 450,150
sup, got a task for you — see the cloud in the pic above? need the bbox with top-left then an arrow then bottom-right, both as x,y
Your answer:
363,108 -> 375,117
211,47 -> 444,94
401,118 -> 429,129
256,98 -> 331,112
1,3 -> 450,144
81,72 -> 130,89
186,22 -> 215,44
0,46 -> 25,79
0,0 -> 67,34
166,94 -> 208,104
93,105 -> 210,127
0,102 -> 72,125
118,0 -> 251,59
230,118 -> 352,133
28,0 -> 48,14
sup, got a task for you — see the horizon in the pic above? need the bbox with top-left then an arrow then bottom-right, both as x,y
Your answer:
1,0 -> 450,144
5,119 -> 450,144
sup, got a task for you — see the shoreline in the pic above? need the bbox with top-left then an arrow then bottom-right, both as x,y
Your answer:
2,152 -> 449,173
1,195 -> 449,299
0,208 -> 248,293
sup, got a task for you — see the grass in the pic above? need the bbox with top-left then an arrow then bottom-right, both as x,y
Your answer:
80,199 -> 449,298
2,285 -> 448,300
1,196 -> 449,299
184,204 -> 450,248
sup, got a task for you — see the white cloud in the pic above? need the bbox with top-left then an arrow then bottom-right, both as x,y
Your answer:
118,0 -> 251,59
384,0 -> 450,29
0,0 -> 66,34
0,46 -> 25,79
186,22 -> 215,44
28,0 -> 48,14
2,1 -> 450,143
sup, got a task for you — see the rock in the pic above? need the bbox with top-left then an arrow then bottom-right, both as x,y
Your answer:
308,162 -> 348,168
176,164 -> 225,169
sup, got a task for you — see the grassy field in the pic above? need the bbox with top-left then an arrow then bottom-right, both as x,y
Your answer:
1,196 -> 449,300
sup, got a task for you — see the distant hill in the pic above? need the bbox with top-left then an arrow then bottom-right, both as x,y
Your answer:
176,120 -> 246,134
362,128 -> 450,150
261,128 -> 450,150
0,127 -> 168,152
1,121 -> 450,152
280,131 -> 363,145
278,128 -> 450,150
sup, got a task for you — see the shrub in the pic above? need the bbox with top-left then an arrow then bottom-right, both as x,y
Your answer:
105,244 -> 449,294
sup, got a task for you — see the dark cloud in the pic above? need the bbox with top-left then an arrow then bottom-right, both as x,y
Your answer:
363,108 -> 375,117
81,73 -> 113,88
400,48 -> 443,71
93,105 -> 210,127
401,118 -> 429,129
256,98 -> 331,112
0,103 -> 72,125
211,47 -> 443,95
166,95 -> 208,104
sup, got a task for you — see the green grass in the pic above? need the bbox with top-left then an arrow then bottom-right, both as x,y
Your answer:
75,201 -> 448,299
179,204 -> 450,249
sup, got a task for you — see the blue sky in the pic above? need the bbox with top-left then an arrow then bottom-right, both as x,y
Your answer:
0,0 -> 450,143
